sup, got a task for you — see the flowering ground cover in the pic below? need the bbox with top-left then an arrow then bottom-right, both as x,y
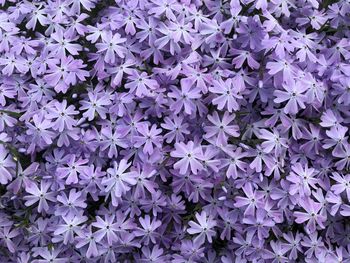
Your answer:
0,0 -> 349,262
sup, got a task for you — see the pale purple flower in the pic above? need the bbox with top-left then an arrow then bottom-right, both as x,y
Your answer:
287,163 -> 319,197
24,181 -> 56,213
0,145 -> 15,185
55,189 -> 87,216
170,141 -> 204,175
209,78 -> 241,113
235,183 -> 264,216
204,111 -> 239,146
134,124 -> 163,155
46,100 -> 78,132
294,198 -> 327,233
53,213 -> 87,244
134,215 -> 161,245
0,226 -> 19,253
102,159 -> 138,205
274,80 -> 308,114
56,155 -> 88,185
258,128 -> 288,155
96,31 -> 127,63
125,71 -> 160,97
187,211 -> 216,244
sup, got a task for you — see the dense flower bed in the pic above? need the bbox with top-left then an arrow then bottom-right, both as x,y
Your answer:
0,0 -> 349,262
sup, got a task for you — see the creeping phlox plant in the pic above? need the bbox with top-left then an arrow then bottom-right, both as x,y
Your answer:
0,0 -> 349,262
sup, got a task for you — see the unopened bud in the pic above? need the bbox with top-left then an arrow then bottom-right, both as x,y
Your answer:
19,148 -> 26,153
222,186 -> 228,193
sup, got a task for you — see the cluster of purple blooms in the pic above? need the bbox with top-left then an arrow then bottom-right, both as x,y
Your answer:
0,0 -> 350,262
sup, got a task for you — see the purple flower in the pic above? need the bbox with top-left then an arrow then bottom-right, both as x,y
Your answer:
274,80 -> 308,114
33,247 -> 67,263
286,163 -> 319,197
0,53 -> 28,76
209,78 -> 241,113
75,226 -> 99,258
204,111 -> 239,146
140,245 -> 165,262
170,141 -> 204,175
0,145 -> 15,184
26,114 -> 55,152
294,197 -> 327,233
187,211 -> 217,244
134,215 -> 161,245
168,81 -> 202,115
96,31 -> 127,63
24,181 -> 56,213
221,145 -> 247,179
161,114 -> 190,143
44,56 -> 88,93
265,242 -> 289,263
7,162 -> 38,193
102,159 -> 137,205
235,183 -> 264,216
283,232 -> 303,260
134,124 -> 163,155
55,189 -> 87,216
56,155 -> 88,185
0,226 -> 19,253
100,126 -> 128,158
243,209 -> 275,240
134,165 -> 158,198
49,29 -> 82,58
79,89 -> 111,120
330,172 -> 350,200
258,128 -> 288,155
46,100 -> 78,132
53,213 -> 87,244
92,215 -> 119,245
125,71 -> 160,98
